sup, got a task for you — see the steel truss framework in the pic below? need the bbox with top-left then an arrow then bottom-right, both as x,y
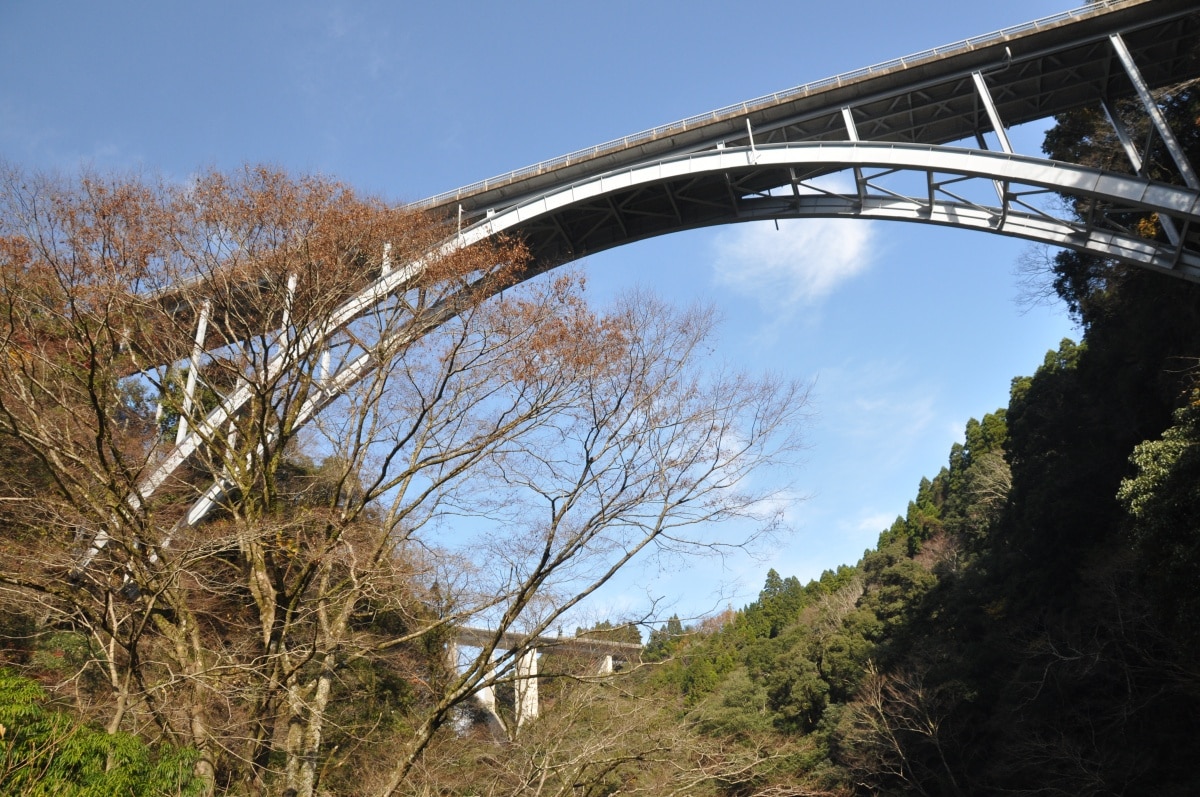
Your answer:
78,1 -> 1200,566
463,141 -> 1200,281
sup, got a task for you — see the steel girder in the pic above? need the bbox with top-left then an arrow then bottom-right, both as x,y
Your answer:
119,140 -> 1200,547
484,142 -> 1200,282
83,0 -> 1200,564
419,0 -> 1200,218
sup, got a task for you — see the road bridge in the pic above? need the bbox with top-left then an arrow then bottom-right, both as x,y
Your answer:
78,1 -> 1200,608
451,627 -> 642,737
415,0 -> 1200,280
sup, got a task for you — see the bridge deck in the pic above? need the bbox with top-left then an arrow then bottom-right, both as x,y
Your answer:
415,0 -> 1200,221
150,0 -> 1200,343
112,0 -> 1200,536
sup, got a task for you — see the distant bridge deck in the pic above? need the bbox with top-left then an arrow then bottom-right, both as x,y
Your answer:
455,626 -> 642,661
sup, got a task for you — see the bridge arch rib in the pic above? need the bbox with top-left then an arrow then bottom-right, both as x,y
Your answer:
82,0 -> 1200,548
455,141 -> 1200,282
136,140 -> 1200,540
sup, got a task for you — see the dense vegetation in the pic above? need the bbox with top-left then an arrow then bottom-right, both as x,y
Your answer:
2,81 -> 1198,795
0,669 -> 200,796
619,82 -> 1200,796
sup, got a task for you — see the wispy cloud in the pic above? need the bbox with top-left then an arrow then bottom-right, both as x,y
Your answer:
848,511 -> 897,536
848,391 -> 937,443
822,359 -> 937,437
753,488 -> 808,528
288,2 -> 407,118
711,211 -> 874,318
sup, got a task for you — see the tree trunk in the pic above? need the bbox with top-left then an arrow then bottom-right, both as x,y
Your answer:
285,654 -> 335,797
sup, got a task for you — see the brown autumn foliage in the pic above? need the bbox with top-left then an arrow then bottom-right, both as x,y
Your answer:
0,162 -> 807,797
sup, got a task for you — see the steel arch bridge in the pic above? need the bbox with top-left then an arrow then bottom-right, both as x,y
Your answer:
82,0 -> 1200,558
416,0 -> 1200,280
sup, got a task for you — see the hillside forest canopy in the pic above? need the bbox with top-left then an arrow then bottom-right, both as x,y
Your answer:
2,80 -> 1200,796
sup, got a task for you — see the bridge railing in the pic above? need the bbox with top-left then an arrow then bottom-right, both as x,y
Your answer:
411,0 -> 1133,211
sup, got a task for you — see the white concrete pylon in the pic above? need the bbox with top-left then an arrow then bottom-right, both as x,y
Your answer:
515,648 -> 538,729
475,658 -> 497,716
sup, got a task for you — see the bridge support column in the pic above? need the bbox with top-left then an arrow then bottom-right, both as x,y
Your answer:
972,71 -> 1014,212
474,659 -> 509,738
1101,98 -> 1183,247
842,107 -> 867,207
515,648 -> 538,729
970,71 -> 1014,154
1110,33 -> 1200,191
598,654 -> 613,675
175,299 -> 211,445
476,669 -> 497,716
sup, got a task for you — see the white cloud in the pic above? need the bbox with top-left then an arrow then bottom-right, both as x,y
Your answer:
849,511 -> 897,536
848,391 -> 937,441
753,488 -> 808,528
819,359 -> 939,453
711,215 -> 874,314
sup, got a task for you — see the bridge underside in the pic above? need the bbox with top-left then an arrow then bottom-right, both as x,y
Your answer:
464,143 -> 1200,283
421,0 -> 1200,222
78,0 -> 1200,555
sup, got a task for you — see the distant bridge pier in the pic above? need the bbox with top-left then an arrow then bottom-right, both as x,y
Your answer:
514,648 -> 538,729
473,658 -> 510,738
452,627 -> 642,738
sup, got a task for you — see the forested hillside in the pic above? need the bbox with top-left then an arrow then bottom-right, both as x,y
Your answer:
621,82 -> 1200,796
2,80 -> 1199,797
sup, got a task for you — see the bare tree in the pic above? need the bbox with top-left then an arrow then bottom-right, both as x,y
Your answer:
0,163 -> 808,797
836,661 -> 966,797
398,670 -> 831,797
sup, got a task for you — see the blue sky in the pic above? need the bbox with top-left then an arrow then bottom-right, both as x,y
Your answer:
1,1 -> 1083,622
